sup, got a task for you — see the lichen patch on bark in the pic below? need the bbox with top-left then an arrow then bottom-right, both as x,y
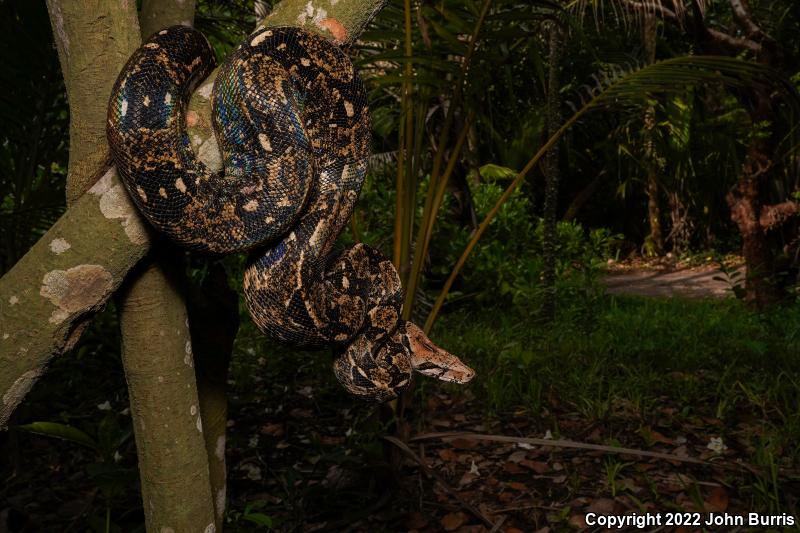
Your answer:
49,237 -> 72,254
184,340 -> 194,367
89,167 -> 149,244
40,265 -> 114,324
215,435 -> 225,460
319,17 -> 347,42
215,487 -> 226,520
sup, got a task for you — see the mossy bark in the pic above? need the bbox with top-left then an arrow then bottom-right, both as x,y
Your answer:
140,0 -> 196,39
45,0 -> 140,204
118,254 -> 216,532
642,13 -> 664,257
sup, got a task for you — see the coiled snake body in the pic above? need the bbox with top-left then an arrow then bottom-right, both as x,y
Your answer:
107,26 -> 474,402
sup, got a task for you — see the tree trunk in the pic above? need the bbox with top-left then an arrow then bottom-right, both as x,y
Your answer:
188,265 -> 239,525
117,253 -> 217,532
540,23 -> 563,322
727,90 -> 782,308
642,12 -> 664,256
0,0 -> 387,431
45,0 -> 140,205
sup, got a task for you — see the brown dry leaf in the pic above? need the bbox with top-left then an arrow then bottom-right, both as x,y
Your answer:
451,438 -> 479,450
503,461 -> 524,474
497,491 -> 515,504
405,511 -> 428,530
439,448 -> 460,462
587,498 -> 616,514
454,526 -> 486,533
507,450 -> 527,463
441,512 -> 468,531
507,481 -> 527,491
568,514 -> 587,529
320,435 -> 344,445
704,486 -> 729,512
519,459 -> 549,474
506,528 -> 526,533
552,475 -> 567,484
459,472 -> 478,487
260,423 -> 284,437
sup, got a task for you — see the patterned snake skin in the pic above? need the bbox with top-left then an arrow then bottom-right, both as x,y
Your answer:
107,26 -> 474,402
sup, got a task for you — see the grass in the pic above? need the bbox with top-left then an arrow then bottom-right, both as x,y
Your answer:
433,295 -> 800,421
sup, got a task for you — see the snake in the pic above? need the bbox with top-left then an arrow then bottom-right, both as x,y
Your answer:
106,25 -> 474,402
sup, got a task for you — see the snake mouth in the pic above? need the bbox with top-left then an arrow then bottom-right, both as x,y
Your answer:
413,362 -> 476,384
404,322 -> 475,385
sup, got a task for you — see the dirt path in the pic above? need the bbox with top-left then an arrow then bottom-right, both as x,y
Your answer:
602,265 -> 742,298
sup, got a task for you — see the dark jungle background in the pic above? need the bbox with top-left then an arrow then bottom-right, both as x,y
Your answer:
2,0 -> 800,531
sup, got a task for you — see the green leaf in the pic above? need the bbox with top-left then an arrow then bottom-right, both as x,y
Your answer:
480,163 -> 518,181
16,421 -> 98,450
243,513 -> 274,528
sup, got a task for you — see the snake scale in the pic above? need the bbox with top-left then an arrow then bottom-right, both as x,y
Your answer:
107,25 -> 474,402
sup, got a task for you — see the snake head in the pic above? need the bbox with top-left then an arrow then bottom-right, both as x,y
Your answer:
403,322 -> 475,384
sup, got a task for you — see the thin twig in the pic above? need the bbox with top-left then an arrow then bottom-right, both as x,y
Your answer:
410,431 -> 708,465
488,515 -> 507,533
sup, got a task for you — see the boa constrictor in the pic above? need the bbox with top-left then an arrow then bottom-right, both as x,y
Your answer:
106,25 -> 474,402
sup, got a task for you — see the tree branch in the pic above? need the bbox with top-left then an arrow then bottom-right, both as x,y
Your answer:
706,27 -> 762,52
0,168 -> 150,427
729,0 -> 764,39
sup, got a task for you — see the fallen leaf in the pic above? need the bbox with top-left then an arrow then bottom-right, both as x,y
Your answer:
519,459 -> 549,474
459,472 -> 478,487
451,438 -> 479,450
568,514 -> 586,529
441,512 -> 467,531
439,448 -> 460,462
508,450 -> 527,463
454,526 -> 485,533
507,481 -> 527,491
704,486 -> 729,512
497,491 -> 515,504
260,423 -> 284,437
405,511 -> 428,529
503,461 -> 524,474
587,498 -> 616,514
